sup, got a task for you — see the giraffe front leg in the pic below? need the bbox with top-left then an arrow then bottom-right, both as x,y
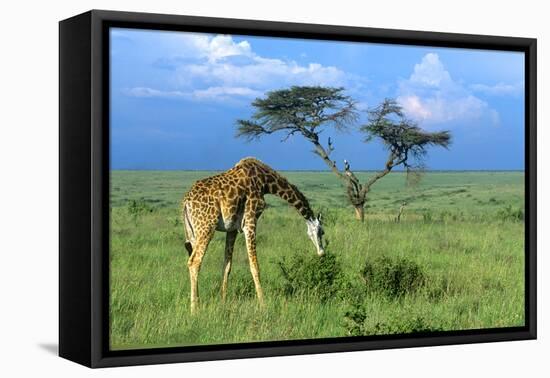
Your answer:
243,224 -> 264,307
221,230 -> 237,302
242,198 -> 266,307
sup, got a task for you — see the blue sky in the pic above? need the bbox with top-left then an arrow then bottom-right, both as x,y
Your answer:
110,28 -> 525,171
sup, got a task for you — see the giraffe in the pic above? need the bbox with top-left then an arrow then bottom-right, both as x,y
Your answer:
181,157 -> 325,313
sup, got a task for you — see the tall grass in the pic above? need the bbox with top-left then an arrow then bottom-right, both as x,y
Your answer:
109,171 -> 525,350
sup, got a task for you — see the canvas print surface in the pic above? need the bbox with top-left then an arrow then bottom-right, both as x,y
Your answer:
109,28 -> 525,351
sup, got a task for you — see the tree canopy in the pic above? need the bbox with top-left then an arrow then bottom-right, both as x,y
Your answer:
361,98 -> 451,172
236,86 -> 358,142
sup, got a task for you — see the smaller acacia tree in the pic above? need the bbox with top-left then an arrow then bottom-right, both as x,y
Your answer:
343,98 -> 452,220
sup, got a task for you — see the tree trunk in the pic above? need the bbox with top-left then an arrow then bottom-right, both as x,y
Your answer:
354,205 -> 365,222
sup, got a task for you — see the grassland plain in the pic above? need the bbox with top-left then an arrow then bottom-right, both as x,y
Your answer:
110,170 -> 525,350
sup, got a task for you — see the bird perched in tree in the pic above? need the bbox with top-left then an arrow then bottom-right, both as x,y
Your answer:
344,159 -> 351,173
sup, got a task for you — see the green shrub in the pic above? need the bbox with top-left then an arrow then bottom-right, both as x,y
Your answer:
344,303 -> 443,336
343,304 -> 368,336
277,251 -> 342,301
360,256 -> 426,299
126,198 -> 155,226
496,205 -> 524,222
335,275 -> 368,303
127,198 -> 154,217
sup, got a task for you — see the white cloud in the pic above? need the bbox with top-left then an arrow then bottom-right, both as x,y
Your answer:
182,34 -> 253,63
192,86 -> 262,100
124,85 -> 261,102
398,95 -> 432,120
124,87 -> 188,98
125,33 -> 352,102
469,82 -> 524,96
175,36 -> 347,89
409,53 -> 451,87
397,53 -> 497,126
182,58 -> 346,88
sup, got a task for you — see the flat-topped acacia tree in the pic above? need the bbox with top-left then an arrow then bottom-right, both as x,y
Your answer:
236,86 -> 451,221
350,98 -> 451,220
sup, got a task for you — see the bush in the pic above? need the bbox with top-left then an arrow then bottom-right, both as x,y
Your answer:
344,304 -> 443,336
127,198 -> 154,217
335,275 -> 368,303
496,205 -> 524,222
277,251 -> 342,301
360,256 -> 426,299
126,198 -> 155,226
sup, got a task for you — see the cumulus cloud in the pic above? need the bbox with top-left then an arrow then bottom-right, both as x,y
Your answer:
125,33 -> 351,102
173,35 -> 348,89
180,34 -> 253,63
397,53 -> 495,126
398,95 -> 432,120
408,53 -> 451,87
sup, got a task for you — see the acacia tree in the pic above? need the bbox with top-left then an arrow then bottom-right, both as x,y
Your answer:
236,86 -> 451,221
236,85 -> 358,178
345,98 -> 451,220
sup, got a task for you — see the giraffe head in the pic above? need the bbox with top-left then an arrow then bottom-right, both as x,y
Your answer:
306,213 -> 325,257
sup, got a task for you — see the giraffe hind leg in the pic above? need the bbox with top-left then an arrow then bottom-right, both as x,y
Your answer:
221,230 -> 238,301
188,232 -> 214,314
187,214 -> 217,314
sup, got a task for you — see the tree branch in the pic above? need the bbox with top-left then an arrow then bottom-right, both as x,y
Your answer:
280,129 -> 300,142
360,152 -> 399,196
311,139 -> 344,179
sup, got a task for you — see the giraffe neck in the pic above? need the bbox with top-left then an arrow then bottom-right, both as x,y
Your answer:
265,173 -> 315,220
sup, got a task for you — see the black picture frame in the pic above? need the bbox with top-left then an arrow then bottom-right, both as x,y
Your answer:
59,9 -> 537,368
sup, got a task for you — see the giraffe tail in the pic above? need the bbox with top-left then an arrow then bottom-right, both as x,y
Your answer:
182,201 -> 194,256
184,241 -> 193,256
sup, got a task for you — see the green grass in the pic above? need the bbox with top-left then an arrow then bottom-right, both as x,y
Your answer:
109,170 -> 525,350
